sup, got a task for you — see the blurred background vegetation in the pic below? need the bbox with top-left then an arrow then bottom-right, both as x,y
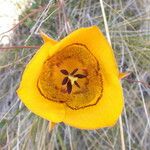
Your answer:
0,0 -> 150,149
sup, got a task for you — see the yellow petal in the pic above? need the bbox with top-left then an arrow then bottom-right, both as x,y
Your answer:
53,26 -> 119,81
48,121 -> 56,132
53,26 -> 124,129
119,72 -> 130,79
39,30 -> 57,46
38,43 -> 103,108
63,75 -> 124,129
17,26 -> 124,129
17,43 -> 65,123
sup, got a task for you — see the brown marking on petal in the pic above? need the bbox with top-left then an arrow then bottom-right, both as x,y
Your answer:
60,69 -> 69,75
82,68 -> 88,75
62,77 -> 69,85
74,74 -> 87,78
82,68 -> 87,71
37,43 -> 103,109
37,84 -> 66,103
56,62 -> 61,67
74,81 -> 80,88
67,80 -> 72,94
70,68 -> 78,75
66,74 -> 103,110
61,87 -> 68,94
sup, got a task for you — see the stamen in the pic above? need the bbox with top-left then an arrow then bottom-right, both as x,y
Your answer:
60,69 -> 69,75
67,80 -> 72,94
62,77 -> 69,85
74,81 -> 80,88
70,68 -> 78,75
60,68 -> 87,94
74,74 -> 87,78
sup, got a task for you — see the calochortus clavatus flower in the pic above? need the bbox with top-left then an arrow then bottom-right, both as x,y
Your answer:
17,26 -> 128,130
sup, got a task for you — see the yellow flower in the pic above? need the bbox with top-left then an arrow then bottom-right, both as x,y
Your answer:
17,26 -> 128,130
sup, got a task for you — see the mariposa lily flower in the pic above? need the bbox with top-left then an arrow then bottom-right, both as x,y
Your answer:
17,26 -> 128,130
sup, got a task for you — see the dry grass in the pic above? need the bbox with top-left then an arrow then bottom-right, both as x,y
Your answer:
0,0 -> 150,149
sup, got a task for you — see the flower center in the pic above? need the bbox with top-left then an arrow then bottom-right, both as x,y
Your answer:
37,43 -> 103,110
60,68 -> 87,94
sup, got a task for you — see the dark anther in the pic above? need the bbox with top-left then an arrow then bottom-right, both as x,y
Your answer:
70,68 -> 78,75
60,68 -> 87,94
74,81 -> 80,88
67,80 -> 72,94
60,69 -> 69,75
74,74 -> 87,78
62,77 -> 68,85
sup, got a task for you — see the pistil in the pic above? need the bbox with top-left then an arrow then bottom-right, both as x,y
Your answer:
68,75 -> 78,85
